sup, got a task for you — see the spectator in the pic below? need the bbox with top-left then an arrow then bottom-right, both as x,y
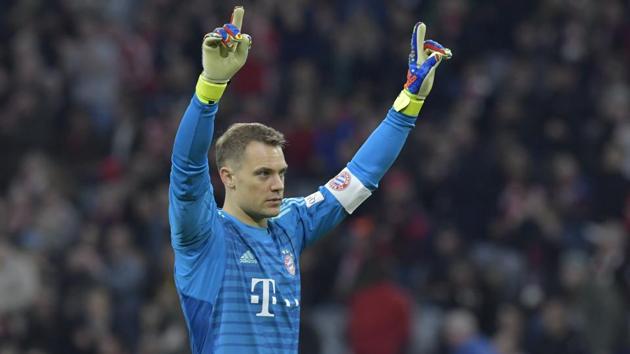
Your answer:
347,257 -> 412,354
526,298 -> 588,354
442,309 -> 498,354
0,240 -> 39,315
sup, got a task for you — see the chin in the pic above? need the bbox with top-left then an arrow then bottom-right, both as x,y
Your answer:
263,207 -> 281,218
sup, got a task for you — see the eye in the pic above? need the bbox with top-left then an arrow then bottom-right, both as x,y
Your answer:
256,170 -> 270,177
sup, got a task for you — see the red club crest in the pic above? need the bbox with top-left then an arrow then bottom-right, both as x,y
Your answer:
328,171 -> 351,191
282,249 -> 296,276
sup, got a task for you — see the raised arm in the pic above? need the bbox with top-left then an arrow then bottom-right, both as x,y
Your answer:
328,22 -> 452,213
277,22 -> 452,249
169,7 -> 252,248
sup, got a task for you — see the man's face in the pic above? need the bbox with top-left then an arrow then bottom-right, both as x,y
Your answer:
227,141 -> 287,220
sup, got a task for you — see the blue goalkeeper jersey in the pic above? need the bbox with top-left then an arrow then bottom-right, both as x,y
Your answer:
169,94 -> 418,354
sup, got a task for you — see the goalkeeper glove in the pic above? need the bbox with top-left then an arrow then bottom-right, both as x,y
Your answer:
393,22 -> 452,117
196,6 -> 252,104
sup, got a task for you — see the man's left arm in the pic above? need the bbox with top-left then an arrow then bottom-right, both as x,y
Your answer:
278,22 -> 452,250
321,21 -> 452,217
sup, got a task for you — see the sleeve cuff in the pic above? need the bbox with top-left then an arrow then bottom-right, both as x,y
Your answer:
195,75 -> 228,104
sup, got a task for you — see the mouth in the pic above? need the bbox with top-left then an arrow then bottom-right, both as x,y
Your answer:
266,197 -> 282,205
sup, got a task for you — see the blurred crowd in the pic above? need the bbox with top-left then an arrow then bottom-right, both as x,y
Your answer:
1,0 -> 629,353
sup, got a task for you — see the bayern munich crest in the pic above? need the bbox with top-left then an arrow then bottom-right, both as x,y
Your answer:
281,249 -> 296,276
328,171 -> 351,191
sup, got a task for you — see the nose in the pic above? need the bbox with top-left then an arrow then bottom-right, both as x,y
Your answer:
270,174 -> 284,192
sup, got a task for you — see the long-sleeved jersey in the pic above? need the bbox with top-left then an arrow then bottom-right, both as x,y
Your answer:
169,94 -> 417,354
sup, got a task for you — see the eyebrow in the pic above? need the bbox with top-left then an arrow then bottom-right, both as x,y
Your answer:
253,166 -> 288,173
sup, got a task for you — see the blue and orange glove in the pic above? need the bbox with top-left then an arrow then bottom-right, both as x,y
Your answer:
196,6 -> 252,104
393,22 -> 452,117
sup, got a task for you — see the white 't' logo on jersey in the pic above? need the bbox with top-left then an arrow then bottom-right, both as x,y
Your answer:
250,278 -> 300,317
250,278 -> 276,317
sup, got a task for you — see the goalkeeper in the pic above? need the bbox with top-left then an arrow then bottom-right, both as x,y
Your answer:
169,6 -> 452,354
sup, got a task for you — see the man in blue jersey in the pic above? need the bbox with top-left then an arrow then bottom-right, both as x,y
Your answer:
169,6 -> 452,354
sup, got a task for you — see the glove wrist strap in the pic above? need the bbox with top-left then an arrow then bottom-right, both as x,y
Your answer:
196,74 -> 228,104
393,90 -> 424,117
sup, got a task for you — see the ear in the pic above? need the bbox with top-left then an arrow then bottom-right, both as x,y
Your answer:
219,166 -> 236,190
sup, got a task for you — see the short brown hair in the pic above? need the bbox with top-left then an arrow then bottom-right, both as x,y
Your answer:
215,123 -> 286,168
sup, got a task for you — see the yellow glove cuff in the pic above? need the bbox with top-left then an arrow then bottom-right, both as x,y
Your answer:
392,90 -> 425,117
195,75 -> 228,104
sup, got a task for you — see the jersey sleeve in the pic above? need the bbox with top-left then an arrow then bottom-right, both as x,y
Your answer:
272,166 -> 374,252
168,94 -> 220,250
272,187 -> 345,253
346,108 -> 417,191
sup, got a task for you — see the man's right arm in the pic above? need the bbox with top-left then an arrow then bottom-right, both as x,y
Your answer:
168,6 -> 251,249
169,95 -> 220,249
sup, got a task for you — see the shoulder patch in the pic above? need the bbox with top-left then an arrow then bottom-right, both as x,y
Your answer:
305,191 -> 324,208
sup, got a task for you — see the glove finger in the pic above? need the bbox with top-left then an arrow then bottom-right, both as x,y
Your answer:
213,26 -> 238,50
235,33 -> 252,57
213,27 -> 228,43
230,6 -> 244,31
424,39 -> 453,60
405,52 -> 441,94
416,53 -> 441,81
203,32 -> 223,48
223,23 -> 242,52
219,41 -> 230,58
417,53 -> 443,97
410,22 -> 427,65
211,28 -> 230,56
223,23 -> 242,40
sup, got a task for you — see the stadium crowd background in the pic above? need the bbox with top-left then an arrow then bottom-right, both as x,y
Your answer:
1,0 -> 629,353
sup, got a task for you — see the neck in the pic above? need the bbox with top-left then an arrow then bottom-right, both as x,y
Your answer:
222,199 -> 268,228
